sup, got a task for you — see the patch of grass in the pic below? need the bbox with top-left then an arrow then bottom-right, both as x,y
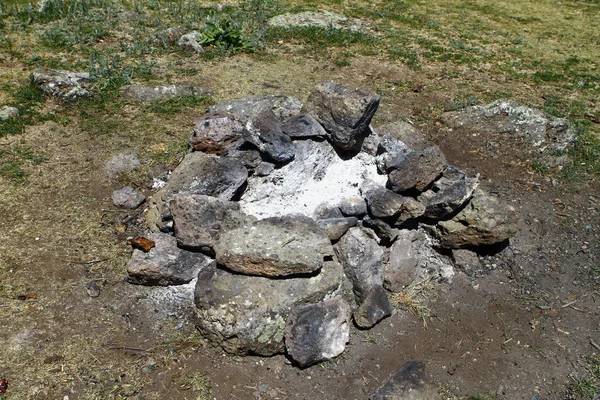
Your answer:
0,145 -> 47,183
183,372 -> 213,399
563,121 -> 600,180
268,25 -> 374,49
566,355 -> 600,399
88,52 -> 155,92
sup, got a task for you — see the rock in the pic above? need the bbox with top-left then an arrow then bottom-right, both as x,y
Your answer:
364,187 -> 425,225
111,186 -> 145,209
375,135 -> 413,174
170,194 -> 240,254
129,237 -> 155,252
147,152 -> 247,231
375,121 -> 432,152
254,162 -> 275,176
452,249 -> 481,276
281,114 -> 327,139
317,217 -> 358,241
194,259 -> 346,355
238,139 -> 386,219
434,189 -> 518,249
361,130 -> 382,156
222,142 -> 262,169
152,26 -> 186,46
384,229 -> 454,292
126,233 -> 211,286
387,146 -> 447,193
340,196 -> 368,217
314,203 -> 344,220
362,216 -> 400,244
268,11 -> 374,34
208,95 -> 303,125
31,68 -> 93,100
353,285 -> 393,329
334,227 -> 384,302
120,85 -> 212,103
104,152 -> 141,178
441,99 -> 576,153
215,216 -> 334,277
303,80 -> 381,151
244,110 -> 296,163
0,106 -> 19,121
178,31 -> 204,53
369,361 -> 441,400
85,281 -> 100,298
418,166 -> 479,219
189,113 -> 245,154
284,297 -> 351,367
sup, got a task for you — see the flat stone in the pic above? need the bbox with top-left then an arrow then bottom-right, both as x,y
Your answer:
334,227 -> 384,303
120,85 -> 212,103
285,297 -> 351,367
418,166 -> 479,219
0,106 -> 19,121
208,95 -> 303,125
111,186 -> 145,209
268,11 -> 374,34
303,80 -> 381,151
194,259 -> 345,356
387,146 -> 447,193
31,68 -> 93,100
353,285 -> 393,329
434,189 -> 518,249
317,217 -> 358,241
170,194 -> 240,254
369,361 -> 441,400
215,216 -> 334,277
281,114 -> 327,139
244,110 -> 295,163
189,113 -> 245,154
126,233 -> 211,286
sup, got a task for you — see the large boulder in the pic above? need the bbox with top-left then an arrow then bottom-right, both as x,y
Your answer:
334,227 -> 384,303
208,95 -> 303,125
418,166 -> 479,219
215,216 -> 334,277
244,110 -> 295,163
126,233 -> 211,286
146,152 -> 247,231
194,260 -> 346,356
303,80 -> 381,151
170,194 -> 240,254
433,189 -> 518,248
31,68 -> 93,100
285,297 -> 351,367
189,113 -> 246,154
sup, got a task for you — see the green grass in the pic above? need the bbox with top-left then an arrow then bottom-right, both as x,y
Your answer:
0,145 -> 47,183
566,355 -> 600,399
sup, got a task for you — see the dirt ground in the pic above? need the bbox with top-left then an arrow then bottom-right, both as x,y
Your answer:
1,50 -> 599,400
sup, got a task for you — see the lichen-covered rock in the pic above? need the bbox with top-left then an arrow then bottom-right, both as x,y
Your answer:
189,113 -> 245,154
120,85 -> 212,103
353,285 -> 393,329
111,186 -> 145,209
170,194 -> 240,254
434,189 -> 518,248
334,227 -> 383,302
244,110 -> 295,163
418,166 -> 479,219
215,216 -> 334,277
194,260 -> 345,356
31,68 -> 93,100
285,297 -> 351,367
208,95 -> 303,125
126,233 -> 211,286
303,80 -> 380,151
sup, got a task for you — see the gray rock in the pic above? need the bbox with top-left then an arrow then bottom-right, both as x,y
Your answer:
0,106 -> 19,121
285,297 -> 351,367
194,259 -> 346,356
387,146 -> 447,193
361,130 -> 382,156
340,196 -> 367,217
152,26 -> 186,46
362,216 -> 400,244
281,114 -> 327,139
434,189 -> 518,249
31,68 -> 93,100
222,142 -> 262,169
104,152 -> 141,178
254,161 -> 275,176
334,227 -> 383,302
452,249 -> 481,277
317,217 -> 358,241
111,186 -> 145,209
441,99 -> 576,153
268,11 -> 374,34
170,194 -> 240,254
364,187 -> 425,225
375,121 -> 432,152
353,285 -> 393,329
178,31 -> 204,53
418,166 -> 479,219
303,80 -> 381,151
244,110 -> 295,163
384,229 -> 454,292
375,135 -> 413,174
208,95 -> 303,125
314,203 -> 344,220
189,113 -> 245,154
126,233 -> 211,286
369,361 -> 441,400
146,152 -> 247,231
215,216 -> 334,277
120,85 -> 212,103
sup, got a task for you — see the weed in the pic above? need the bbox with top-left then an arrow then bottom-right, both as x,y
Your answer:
184,372 -> 212,399
392,276 -> 435,326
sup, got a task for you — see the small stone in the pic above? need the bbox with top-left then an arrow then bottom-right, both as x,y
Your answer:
452,249 -> 481,276
340,196 -> 367,217
129,237 -> 156,252
362,216 -> 399,245
178,31 -> 204,53
353,285 -> 393,329
85,281 -> 100,298
418,166 -> 479,219
285,297 -> 351,367
254,162 -> 275,176
0,106 -> 19,121
375,121 -> 432,152
31,68 -> 93,100
317,217 -> 358,241
111,186 -> 145,209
